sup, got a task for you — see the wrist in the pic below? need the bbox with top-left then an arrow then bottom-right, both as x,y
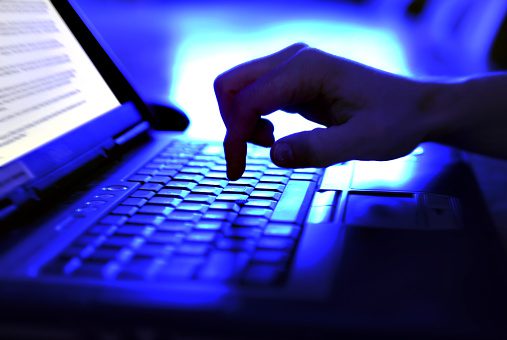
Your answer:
417,79 -> 467,144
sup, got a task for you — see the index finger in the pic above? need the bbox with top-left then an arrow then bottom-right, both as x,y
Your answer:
225,47 -> 333,180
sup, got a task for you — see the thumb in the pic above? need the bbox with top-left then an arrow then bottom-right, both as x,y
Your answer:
270,125 -> 362,168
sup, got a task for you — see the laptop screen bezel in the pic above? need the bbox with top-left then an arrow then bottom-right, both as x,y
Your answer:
54,0 -> 150,115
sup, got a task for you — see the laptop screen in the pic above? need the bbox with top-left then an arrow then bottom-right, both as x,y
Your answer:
0,0 -> 121,167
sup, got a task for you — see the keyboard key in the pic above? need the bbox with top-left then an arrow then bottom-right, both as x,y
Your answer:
138,167 -> 159,174
216,193 -> 249,202
224,226 -> 262,239
271,180 -> 316,224
177,202 -> 209,213
252,250 -> 288,264
264,169 -> 292,176
200,145 -> 222,155
130,190 -> 155,200
244,199 -> 277,209
206,171 -> 228,179
290,173 -> 319,181
100,215 -> 128,226
185,231 -> 216,243
118,258 -> 164,280
245,165 -> 266,172
216,238 -> 255,252
121,197 -> 148,207
209,202 -> 240,212
187,161 -> 214,168
257,237 -> 294,251
180,167 -> 209,176
210,165 -> 227,172
194,220 -> 225,231
229,178 -> 258,187
192,186 -> 222,196
115,225 -> 155,237
139,183 -> 164,192
166,211 -> 201,222
166,181 -> 197,190
233,216 -> 268,228
173,174 -> 205,183
138,205 -> 174,216
242,264 -> 283,285
246,158 -> 271,165
157,169 -> 178,177
198,251 -> 249,281
145,163 -> 163,169
73,235 -> 106,247
238,207 -> 273,219
128,214 -> 165,226
184,194 -> 215,204
264,223 -> 300,238
152,157 -> 169,164
194,155 -> 220,162
259,176 -> 289,185
158,188 -> 190,198
241,171 -> 263,179
59,245 -> 94,260
294,168 -> 322,174
72,262 -> 121,280
157,221 -> 194,232
223,185 -> 253,195
176,243 -> 209,256
148,197 -> 182,206
136,243 -> 175,258
127,174 -> 151,183
199,178 -> 228,188
111,206 -> 138,216
156,257 -> 202,280
254,183 -> 285,192
249,191 -> 281,200
147,176 -> 172,184
102,236 -> 144,249
87,225 -> 117,236
203,210 -> 237,222
160,164 -> 183,171
149,231 -> 185,244
86,247 -> 134,263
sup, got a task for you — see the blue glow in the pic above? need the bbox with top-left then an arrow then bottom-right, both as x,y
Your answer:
352,153 -> 419,189
170,16 -> 411,140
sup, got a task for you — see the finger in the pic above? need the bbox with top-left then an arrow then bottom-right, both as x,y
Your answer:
248,118 -> 275,147
270,122 -> 366,168
225,48 -> 331,179
224,131 -> 247,180
214,43 -> 308,128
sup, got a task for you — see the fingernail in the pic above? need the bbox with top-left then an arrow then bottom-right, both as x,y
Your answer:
274,143 -> 293,164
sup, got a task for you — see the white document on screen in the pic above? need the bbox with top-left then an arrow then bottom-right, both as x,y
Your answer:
0,0 -> 120,167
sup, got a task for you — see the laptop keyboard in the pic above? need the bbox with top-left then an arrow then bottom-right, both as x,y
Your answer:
40,140 -> 322,286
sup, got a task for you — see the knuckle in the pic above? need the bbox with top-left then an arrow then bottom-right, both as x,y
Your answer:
213,73 -> 227,94
296,47 -> 321,60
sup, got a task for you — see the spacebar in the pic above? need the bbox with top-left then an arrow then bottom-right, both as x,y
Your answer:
271,180 -> 316,224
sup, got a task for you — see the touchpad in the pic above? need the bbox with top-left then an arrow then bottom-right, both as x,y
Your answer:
344,192 -> 461,230
345,192 -> 420,229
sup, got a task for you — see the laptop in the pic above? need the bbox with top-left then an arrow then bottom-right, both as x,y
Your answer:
1,0 -> 507,338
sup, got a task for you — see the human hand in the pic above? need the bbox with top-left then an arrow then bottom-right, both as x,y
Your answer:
214,43 -> 445,180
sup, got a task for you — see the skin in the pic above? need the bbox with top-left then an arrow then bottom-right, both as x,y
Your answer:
214,43 -> 507,180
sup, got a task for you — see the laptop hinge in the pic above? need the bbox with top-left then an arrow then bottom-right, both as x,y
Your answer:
31,142 -> 111,196
113,121 -> 150,147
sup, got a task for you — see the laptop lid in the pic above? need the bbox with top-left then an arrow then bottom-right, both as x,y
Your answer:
0,0 -> 152,218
